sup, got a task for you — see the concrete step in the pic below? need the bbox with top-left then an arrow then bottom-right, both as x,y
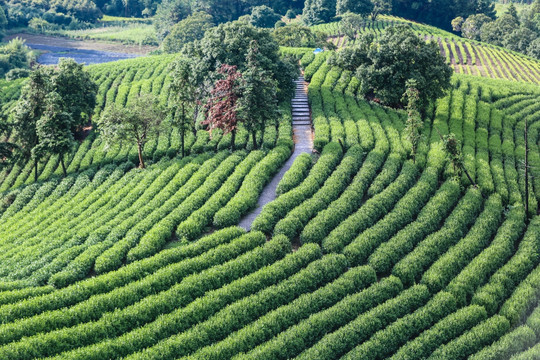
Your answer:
293,118 -> 311,122
292,106 -> 310,109
293,113 -> 311,117
293,123 -> 312,126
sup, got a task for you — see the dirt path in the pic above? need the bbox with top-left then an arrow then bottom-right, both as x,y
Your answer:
6,33 -> 156,55
238,77 -> 314,231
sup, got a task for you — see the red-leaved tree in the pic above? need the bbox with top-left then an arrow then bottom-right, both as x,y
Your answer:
203,64 -> 243,151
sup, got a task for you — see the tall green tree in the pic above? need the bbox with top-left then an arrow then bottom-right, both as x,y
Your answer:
153,0 -> 191,40
53,58 -> 97,133
336,0 -> 373,17
34,92 -> 75,176
237,40 -> 279,149
98,94 -> 164,168
0,121 -> 16,170
340,12 -> 365,39
272,23 -> 333,48
461,14 -> 492,40
370,0 -> 391,21
250,5 -> 281,28
302,0 -> 337,25
162,11 -> 214,54
184,20 -> 296,102
168,57 -> 197,157
0,6 -> 7,31
403,79 -> 422,163
344,25 -> 451,111
12,67 -> 53,182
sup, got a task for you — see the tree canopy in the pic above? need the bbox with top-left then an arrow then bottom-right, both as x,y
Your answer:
336,0 -> 373,17
98,94 -> 164,168
10,59 -> 97,179
332,25 -> 452,111
184,20 -> 297,102
302,0 -> 337,25
162,11 -> 214,53
250,5 -> 281,28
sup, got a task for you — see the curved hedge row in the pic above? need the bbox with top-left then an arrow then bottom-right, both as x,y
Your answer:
421,194 -> 503,292
251,142 -> 342,234
189,265 -> 376,360
236,275 -> 403,360
296,284 -> 431,360
126,253 -> 349,359
274,145 -> 364,239
47,238 -> 320,360
276,153 -> 312,197
342,291 -> 458,360
213,144 -> 292,228
390,305 -> 488,360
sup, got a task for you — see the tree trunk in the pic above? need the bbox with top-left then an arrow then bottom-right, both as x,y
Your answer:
34,158 -> 38,182
462,166 -> 477,189
525,116 -> 529,217
231,129 -> 236,152
192,104 -> 199,136
137,143 -> 145,169
60,156 -> 67,177
251,131 -> 257,149
181,104 -> 186,158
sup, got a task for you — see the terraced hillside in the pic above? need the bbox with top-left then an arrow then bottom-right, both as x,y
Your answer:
0,56 -> 292,192
0,47 -> 539,359
315,15 -> 540,85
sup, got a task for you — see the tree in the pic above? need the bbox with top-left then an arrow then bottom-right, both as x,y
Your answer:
162,11 -> 214,54
403,79 -> 422,163
169,57 -> 197,157
99,94 -> 164,168
441,132 -> 477,187
12,67 -> 53,182
336,0 -> 373,17
354,25 -> 452,111
203,64 -> 242,151
33,92 -> 75,176
0,121 -> 16,170
340,12 -> 365,40
153,0 -> 191,41
185,20 -> 297,102
250,5 -> 281,28
461,14 -> 492,40
452,16 -> 464,32
53,58 -> 97,133
528,37 -> 540,59
506,3 -> 519,23
0,6 -> 8,31
504,27 -> 537,54
302,0 -> 337,25
370,0 -> 391,21
480,13 -> 520,46
328,32 -> 373,71
237,41 -> 279,149
476,0 -> 496,20
272,23 -> 334,48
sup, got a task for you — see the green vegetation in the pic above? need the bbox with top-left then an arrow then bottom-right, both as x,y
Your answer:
0,4 -> 539,360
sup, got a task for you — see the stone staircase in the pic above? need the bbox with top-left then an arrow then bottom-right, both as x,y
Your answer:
292,77 -> 312,127
237,76 -> 313,231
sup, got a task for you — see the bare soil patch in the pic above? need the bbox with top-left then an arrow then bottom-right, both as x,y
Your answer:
6,33 -> 157,56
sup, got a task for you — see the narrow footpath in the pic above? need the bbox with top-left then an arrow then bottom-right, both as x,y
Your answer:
238,76 -> 314,231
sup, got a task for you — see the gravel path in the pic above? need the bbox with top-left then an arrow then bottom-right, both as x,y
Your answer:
238,77 -> 314,231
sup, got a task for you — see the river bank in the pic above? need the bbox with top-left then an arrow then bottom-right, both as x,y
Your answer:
5,33 -> 158,65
